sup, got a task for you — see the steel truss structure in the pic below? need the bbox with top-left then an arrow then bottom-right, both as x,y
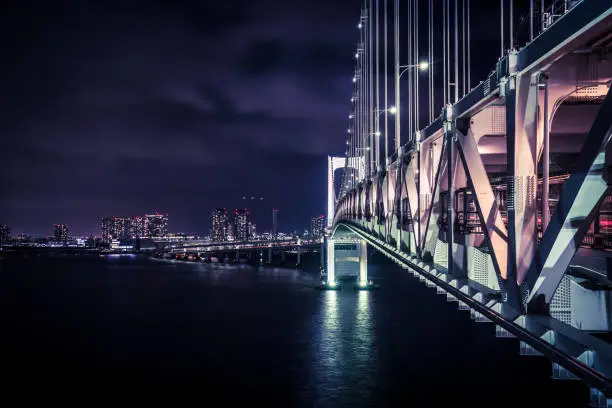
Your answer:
332,0 -> 612,403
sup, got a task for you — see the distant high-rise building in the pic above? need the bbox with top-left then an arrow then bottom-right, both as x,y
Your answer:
272,208 -> 278,239
102,217 -> 125,243
233,208 -> 249,242
145,213 -> 168,238
0,224 -> 9,245
311,215 -> 326,239
248,222 -> 256,238
211,208 -> 228,242
54,224 -> 69,243
128,216 -> 145,238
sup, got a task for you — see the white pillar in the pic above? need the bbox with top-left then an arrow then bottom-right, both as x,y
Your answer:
328,156 -> 335,228
326,238 -> 335,285
360,239 -> 368,284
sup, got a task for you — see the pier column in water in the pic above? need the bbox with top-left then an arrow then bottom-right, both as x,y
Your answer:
297,245 -> 301,265
326,237 -> 335,285
267,247 -> 272,263
359,239 -> 368,286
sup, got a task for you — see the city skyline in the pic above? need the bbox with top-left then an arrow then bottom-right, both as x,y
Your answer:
0,0 -> 360,237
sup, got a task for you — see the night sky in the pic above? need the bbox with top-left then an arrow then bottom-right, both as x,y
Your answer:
1,0 -> 528,237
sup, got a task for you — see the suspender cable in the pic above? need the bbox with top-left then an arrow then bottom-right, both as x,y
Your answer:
415,0 -> 419,133
467,0 -> 471,91
407,0 -> 412,143
443,0 -> 447,105
510,0 -> 514,50
384,0 -> 388,166
429,0 -> 434,122
462,0 -> 466,97
369,0 -> 374,176
447,0 -> 451,103
394,0 -> 400,153
454,0 -> 459,103
541,0 -> 544,32
501,0 -> 504,57
530,0 -> 534,40
375,0 -> 380,172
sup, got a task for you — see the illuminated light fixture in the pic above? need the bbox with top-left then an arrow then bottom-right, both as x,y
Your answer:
352,77 -> 357,83
346,140 -> 349,145
347,129 -> 351,133
351,97 -> 355,102
359,280 -> 367,288
357,23 -> 362,29
388,106 -> 397,114
374,131 -> 381,136
349,114 -> 354,119
355,53 -> 359,59
418,61 -> 429,71
328,280 -> 336,288
366,147 -> 370,151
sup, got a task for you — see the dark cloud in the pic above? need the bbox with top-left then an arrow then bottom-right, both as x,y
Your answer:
0,0 -> 357,236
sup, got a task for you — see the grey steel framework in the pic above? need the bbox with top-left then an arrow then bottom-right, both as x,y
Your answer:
331,0 -> 612,404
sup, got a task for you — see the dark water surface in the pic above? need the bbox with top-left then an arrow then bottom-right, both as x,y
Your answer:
0,253 -> 589,406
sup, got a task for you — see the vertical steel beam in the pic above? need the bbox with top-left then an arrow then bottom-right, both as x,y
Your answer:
504,78 -> 522,309
505,72 -> 541,311
542,75 -> 550,233
526,86 -> 612,311
447,130 -> 455,275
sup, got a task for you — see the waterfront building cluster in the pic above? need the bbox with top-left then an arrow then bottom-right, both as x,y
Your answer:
101,213 -> 168,243
211,208 -> 256,243
310,215 -> 326,240
0,209 -> 326,250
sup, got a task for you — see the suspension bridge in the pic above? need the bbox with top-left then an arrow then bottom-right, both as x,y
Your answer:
326,0 -> 612,405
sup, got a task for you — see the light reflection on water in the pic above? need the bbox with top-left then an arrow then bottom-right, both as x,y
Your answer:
312,289 -> 376,405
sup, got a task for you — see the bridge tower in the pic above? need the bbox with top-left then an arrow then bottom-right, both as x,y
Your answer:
328,156 -> 364,229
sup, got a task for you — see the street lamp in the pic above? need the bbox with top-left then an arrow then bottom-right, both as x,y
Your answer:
388,106 -> 398,114
399,61 -> 429,78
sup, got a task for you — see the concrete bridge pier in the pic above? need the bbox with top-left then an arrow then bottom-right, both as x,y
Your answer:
297,246 -> 301,265
326,237 -> 335,286
267,247 -> 272,263
320,239 -> 325,268
359,239 -> 368,286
